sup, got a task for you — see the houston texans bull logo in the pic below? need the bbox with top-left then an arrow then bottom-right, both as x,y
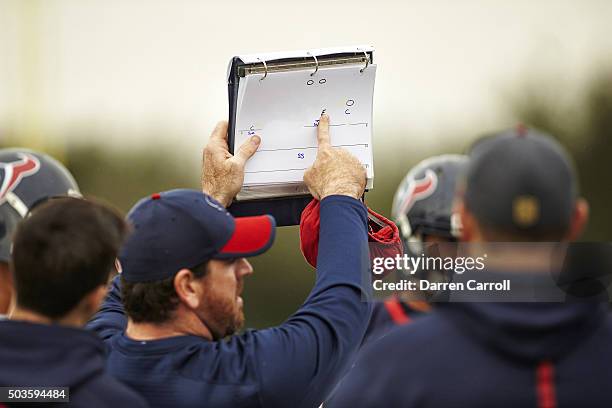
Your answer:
0,153 -> 41,204
397,169 -> 438,216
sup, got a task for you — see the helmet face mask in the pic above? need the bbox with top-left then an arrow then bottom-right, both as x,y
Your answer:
0,149 -> 80,262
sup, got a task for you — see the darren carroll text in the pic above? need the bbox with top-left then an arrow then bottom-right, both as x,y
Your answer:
373,279 -> 511,292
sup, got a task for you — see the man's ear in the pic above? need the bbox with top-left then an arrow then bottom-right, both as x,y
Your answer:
565,198 -> 589,241
174,269 -> 203,310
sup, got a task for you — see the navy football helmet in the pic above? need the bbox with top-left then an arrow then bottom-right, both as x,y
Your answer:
0,149 -> 80,262
392,154 -> 468,244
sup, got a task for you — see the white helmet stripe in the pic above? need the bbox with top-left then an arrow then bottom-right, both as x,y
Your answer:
5,191 -> 29,218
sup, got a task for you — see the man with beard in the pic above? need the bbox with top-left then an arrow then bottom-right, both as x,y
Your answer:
88,115 -> 373,408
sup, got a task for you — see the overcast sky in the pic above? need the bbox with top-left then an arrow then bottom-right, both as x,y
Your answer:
1,0 -> 611,152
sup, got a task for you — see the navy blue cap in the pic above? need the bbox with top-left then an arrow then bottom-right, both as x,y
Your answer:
465,127 -> 577,236
120,189 -> 276,283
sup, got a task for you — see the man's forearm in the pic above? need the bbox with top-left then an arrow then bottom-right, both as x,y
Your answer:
256,195 -> 372,408
86,275 -> 127,341
316,195 -> 370,288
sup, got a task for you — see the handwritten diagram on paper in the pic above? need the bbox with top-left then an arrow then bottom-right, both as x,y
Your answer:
234,63 -> 376,188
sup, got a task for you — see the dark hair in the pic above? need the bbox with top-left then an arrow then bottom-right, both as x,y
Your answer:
11,197 -> 127,319
121,262 -> 208,324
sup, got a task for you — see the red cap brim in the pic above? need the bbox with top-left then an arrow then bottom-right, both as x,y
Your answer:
216,215 -> 276,258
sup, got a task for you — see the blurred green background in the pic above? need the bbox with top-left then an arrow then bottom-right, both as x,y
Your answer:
1,1 -> 611,328
3,71 -> 611,328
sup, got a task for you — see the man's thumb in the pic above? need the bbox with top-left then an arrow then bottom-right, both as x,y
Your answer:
234,135 -> 261,166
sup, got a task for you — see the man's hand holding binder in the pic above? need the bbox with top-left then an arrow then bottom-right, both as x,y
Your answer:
201,120 -> 261,207
201,114 -> 366,207
304,114 -> 367,200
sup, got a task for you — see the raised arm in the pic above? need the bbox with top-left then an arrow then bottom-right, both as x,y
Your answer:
87,275 -> 126,341
88,121 -> 261,340
252,115 -> 372,408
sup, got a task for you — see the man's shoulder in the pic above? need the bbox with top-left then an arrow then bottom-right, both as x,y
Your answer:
106,331 -> 261,384
72,371 -> 149,407
327,312 -> 461,407
354,309 -> 474,383
383,310 -> 459,346
363,300 -> 416,346
600,311 -> 612,331
572,311 -> 612,354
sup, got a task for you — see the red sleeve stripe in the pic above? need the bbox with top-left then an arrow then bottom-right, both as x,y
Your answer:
383,298 -> 411,325
536,360 -> 557,408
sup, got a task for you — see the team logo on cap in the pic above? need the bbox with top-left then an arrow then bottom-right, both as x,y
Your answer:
398,169 -> 438,216
0,153 -> 41,204
513,195 -> 540,227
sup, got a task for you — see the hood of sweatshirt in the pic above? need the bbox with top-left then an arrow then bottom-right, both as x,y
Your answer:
0,320 -> 107,388
440,299 -> 608,363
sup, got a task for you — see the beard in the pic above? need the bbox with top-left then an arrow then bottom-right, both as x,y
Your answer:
200,286 -> 245,340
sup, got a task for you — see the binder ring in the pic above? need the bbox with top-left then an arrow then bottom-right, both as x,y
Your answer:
257,57 -> 268,81
307,52 -> 319,76
359,50 -> 369,73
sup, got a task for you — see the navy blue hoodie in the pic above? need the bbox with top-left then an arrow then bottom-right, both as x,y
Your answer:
0,320 -> 148,407
87,195 -> 372,408
328,301 -> 611,407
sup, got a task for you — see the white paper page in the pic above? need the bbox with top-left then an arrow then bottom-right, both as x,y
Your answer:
234,63 -> 376,187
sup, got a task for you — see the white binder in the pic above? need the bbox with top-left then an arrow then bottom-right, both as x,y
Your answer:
227,46 -> 376,200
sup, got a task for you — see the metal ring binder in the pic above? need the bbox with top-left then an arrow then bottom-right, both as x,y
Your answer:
257,57 -> 268,81
359,50 -> 369,73
237,56 -> 368,77
307,52 -> 319,76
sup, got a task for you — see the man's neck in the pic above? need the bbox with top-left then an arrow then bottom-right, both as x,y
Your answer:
10,307 -> 84,328
466,242 -> 558,272
126,314 -> 213,341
